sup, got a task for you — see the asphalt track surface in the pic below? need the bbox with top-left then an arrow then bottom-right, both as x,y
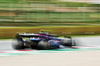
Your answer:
0,36 -> 100,51
0,36 -> 100,66
0,40 -> 13,51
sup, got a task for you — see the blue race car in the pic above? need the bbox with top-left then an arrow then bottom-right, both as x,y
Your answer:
12,32 -> 76,50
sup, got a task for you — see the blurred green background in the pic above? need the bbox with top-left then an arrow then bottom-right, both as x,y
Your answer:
0,0 -> 100,38
0,0 -> 100,26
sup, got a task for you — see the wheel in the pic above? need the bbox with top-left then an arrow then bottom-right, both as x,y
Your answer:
71,40 -> 76,46
12,38 -> 25,50
30,42 -> 38,49
25,39 -> 38,49
62,36 -> 76,47
38,40 -> 50,50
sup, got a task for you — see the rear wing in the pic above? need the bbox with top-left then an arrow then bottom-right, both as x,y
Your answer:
16,33 -> 40,37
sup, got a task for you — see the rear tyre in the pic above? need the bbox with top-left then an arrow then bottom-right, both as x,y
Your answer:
30,42 -> 38,49
25,39 -> 38,49
12,38 -> 25,50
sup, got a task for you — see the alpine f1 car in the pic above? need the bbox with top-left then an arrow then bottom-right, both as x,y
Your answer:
12,32 -> 76,50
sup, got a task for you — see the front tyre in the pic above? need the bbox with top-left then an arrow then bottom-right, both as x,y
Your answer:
62,36 -> 76,47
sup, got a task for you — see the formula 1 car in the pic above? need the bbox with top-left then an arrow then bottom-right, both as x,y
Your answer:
12,32 -> 76,50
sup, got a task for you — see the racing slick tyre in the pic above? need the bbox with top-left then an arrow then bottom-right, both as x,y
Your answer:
12,38 -> 25,50
24,39 -> 38,49
38,40 -> 50,50
62,36 -> 76,47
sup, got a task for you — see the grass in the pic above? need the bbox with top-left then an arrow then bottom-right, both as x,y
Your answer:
0,26 -> 100,37
0,2 -> 99,23
0,26 -> 100,40
13,12 -> 100,23
0,0 -> 19,3
0,12 -> 100,28
0,0 -> 96,7
0,1 -> 99,39
0,12 -> 100,23
0,22 -> 100,26
70,34 -> 100,37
